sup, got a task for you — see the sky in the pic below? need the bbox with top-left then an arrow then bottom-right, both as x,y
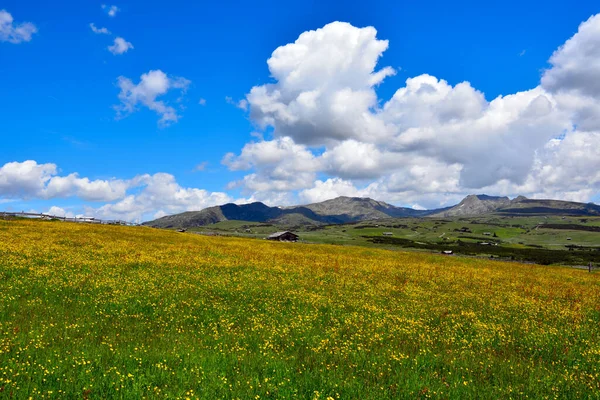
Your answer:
2,0 -> 600,222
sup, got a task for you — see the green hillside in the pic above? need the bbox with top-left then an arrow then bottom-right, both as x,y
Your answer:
0,219 -> 599,398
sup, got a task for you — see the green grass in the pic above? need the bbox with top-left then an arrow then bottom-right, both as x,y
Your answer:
199,215 -> 600,266
1,220 -> 600,399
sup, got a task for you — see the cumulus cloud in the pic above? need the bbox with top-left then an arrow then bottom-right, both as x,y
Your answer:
320,140 -> 392,180
44,174 -> 130,202
0,160 -> 236,222
481,131 -> 600,203
89,23 -> 111,35
226,96 -> 248,110
0,160 -> 56,198
236,191 -> 297,207
299,178 -> 364,203
247,22 -> 395,146
386,82 -> 567,188
0,160 -> 130,202
542,14 -> 600,132
102,4 -> 120,17
108,37 -> 133,55
114,69 -> 191,126
91,173 -> 232,221
223,136 -> 319,192
224,17 -> 600,207
0,10 -> 37,43
542,14 -> 600,98
45,206 -> 75,219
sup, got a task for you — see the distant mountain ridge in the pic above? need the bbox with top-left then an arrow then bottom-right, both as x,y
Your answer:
144,196 -> 439,228
429,194 -> 512,217
143,194 -> 600,229
430,194 -> 600,218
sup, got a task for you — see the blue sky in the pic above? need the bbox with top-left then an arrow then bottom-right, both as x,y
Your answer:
2,1 -> 600,221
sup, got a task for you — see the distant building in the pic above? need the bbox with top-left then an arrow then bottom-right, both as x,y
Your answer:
483,232 -> 492,236
382,232 -> 393,236
442,250 -> 453,255
266,231 -> 299,242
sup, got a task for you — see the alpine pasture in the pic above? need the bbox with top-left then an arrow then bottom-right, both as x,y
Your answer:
1,219 -> 599,399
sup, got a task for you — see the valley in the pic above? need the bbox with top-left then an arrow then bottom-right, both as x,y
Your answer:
145,195 -> 600,266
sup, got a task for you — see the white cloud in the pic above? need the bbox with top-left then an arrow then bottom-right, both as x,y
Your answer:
199,98 -> 207,106
246,21 -> 395,146
194,162 -> 208,171
320,140 -> 390,180
237,99 -> 248,111
0,10 -> 37,43
542,14 -> 600,98
479,130 -> 600,203
0,160 -> 235,222
91,173 -> 232,221
224,17 -> 600,207
226,96 -> 249,110
45,206 -> 75,219
114,69 -> 191,126
102,4 -> 120,17
90,23 -> 111,35
386,83 -> 567,188
542,14 -> 600,132
44,174 -> 130,202
0,160 -> 130,202
223,136 -> 319,192
233,171 -> 315,193
223,136 -> 316,171
108,37 -> 133,55
299,178 -> 364,204
237,191 -> 296,207
0,160 -> 56,198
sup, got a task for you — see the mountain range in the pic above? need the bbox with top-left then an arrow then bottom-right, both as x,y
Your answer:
143,194 -> 600,229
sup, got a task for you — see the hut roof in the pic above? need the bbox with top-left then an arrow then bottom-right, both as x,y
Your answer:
267,231 -> 297,239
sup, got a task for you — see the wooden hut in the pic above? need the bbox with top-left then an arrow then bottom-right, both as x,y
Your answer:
266,231 -> 299,242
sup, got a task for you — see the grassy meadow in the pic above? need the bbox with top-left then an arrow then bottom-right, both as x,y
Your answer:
195,215 -> 600,266
1,219 -> 600,399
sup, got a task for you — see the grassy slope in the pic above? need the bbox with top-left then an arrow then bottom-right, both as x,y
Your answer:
195,215 -> 600,265
1,220 -> 600,399
307,215 -> 600,250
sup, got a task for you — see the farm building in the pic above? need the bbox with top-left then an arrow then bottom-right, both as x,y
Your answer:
267,231 -> 299,242
382,232 -> 394,236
